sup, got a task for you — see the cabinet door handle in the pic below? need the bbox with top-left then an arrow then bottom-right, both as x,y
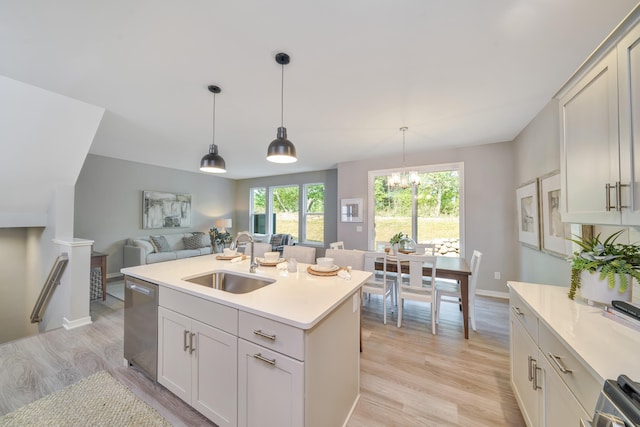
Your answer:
531,359 -> 541,390
184,330 -> 190,351
512,306 -> 524,316
617,182 -> 629,210
253,329 -> 277,341
189,332 -> 196,354
253,353 -> 276,366
548,352 -> 573,374
527,355 -> 533,381
606,183 -> 615,211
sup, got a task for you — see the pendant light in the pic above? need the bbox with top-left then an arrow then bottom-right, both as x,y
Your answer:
388,127 -> 420,189
200,85 -> 226,173
267,52 -> 297,163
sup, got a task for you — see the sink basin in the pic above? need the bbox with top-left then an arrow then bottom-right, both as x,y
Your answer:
184,271 -> 275,294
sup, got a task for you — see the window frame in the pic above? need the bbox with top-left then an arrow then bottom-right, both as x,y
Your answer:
367,162 -> 465,257
302,182 -> 325,245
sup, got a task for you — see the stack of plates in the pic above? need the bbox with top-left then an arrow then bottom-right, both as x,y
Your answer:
309,264 -> 339,273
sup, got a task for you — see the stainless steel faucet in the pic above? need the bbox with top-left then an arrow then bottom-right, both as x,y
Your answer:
233,231 -> 258,273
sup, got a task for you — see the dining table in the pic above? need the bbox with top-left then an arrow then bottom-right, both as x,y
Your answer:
376,255 -> 472,339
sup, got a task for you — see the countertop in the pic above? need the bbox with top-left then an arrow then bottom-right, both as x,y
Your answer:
122,255 -> 371,330
508,281 -> 640,383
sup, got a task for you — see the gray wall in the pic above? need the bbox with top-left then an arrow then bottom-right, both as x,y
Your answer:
74,154 -> 236,277
512,99 -> 572,286
234,169 -> 338,256
336,141 -> 518,296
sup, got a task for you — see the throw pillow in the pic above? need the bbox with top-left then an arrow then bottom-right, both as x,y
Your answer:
150,235 -> 171,253
133,239 -> 155,255
183,234 -> 205,250
270,234 -> 283,247
192,231 -> 210,247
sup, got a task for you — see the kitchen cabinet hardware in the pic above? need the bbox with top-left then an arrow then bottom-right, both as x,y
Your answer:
253,353 -> 277,366
531,359 -> 541,391
548,353 -> 573,374
189,332 -> 196,354
512,306 -> 524,316
253,329 -> 276,341
184,329 -> 189,351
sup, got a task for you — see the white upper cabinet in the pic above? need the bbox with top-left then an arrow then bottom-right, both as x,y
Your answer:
559,49 -> 620,225
619,24 -> 640,224
559,11 -> 640,225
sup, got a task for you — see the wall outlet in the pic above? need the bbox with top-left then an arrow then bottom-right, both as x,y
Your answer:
356,226 -> 363,232
494,272 -> 501,280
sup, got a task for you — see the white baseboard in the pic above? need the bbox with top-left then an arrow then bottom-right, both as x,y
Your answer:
106,272 -> 124,280
62,316 -> 92,330
476,289 -> 509,299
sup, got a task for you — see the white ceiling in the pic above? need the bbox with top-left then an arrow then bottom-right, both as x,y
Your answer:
1,0 -> 638,179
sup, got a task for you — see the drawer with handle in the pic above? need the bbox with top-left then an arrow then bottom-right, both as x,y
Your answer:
509,288 -> 539,342
539,323 -> 601,413
239,311 -> 304,361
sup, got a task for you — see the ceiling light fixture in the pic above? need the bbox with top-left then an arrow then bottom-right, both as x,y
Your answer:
267,52 -> 297,163
388,127 -> 420,189
200,85 -> 226,173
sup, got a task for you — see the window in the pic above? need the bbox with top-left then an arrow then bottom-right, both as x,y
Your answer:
369,163 -> 463,256
250,187 -> 267,234
271,185 -> 299,241
248,183 -> 325,244
303,183 -> 325,244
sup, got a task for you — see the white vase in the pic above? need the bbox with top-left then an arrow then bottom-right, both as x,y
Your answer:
579,271 -> 632,305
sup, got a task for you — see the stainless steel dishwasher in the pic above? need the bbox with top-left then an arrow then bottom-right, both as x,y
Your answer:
124,276 -> 158,381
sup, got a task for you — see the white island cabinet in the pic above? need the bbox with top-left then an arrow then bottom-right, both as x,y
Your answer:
508,282 -> 640,427
122,254 -> 369,427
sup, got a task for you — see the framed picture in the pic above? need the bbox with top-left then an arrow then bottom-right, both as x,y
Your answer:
516,179 -> 540,250
539,171 -> 571,257
142,190 -> 192,229
341,198 -> 363,223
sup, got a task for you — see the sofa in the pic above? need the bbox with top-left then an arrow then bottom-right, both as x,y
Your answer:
123,232 -> 213,267
252,233 -> 294,253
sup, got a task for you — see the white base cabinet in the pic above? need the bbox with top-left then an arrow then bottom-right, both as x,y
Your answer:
158,306 -> 238,427
238,339 -> 304,427
509,287 -> 599,427
156,286 -> 361,427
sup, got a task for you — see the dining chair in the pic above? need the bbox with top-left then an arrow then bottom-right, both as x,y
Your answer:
416,243 -> 436,255
362,251 -> 394,324
282,245 -> 317,264
395,253 -> 438,334
324,249 -> 365,270
435,250 -> 482,331
329,241 -> 345,250
246,242 -> 273,260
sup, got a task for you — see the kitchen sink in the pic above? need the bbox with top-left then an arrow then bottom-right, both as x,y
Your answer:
184,271 -> 275,294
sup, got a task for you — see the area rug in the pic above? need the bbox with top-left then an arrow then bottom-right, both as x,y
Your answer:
0,371 -> 171,426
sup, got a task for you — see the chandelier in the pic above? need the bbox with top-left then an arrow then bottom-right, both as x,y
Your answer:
388,127 -> 420,189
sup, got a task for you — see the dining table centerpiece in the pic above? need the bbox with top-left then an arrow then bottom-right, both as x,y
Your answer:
568,229 -> 640,304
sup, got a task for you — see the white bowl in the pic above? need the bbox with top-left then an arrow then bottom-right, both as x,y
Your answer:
264,251 -> 280,262
223,248 -> 237,256
316,257 -> 334,268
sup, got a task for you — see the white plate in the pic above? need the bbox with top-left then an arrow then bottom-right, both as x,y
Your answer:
257,257 -> 285,265
310,264 -> 339,272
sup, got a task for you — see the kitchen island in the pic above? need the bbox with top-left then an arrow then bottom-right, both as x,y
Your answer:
122,254 -> 370,427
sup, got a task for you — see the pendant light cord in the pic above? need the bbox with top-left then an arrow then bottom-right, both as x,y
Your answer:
280,62 -> 284,128
212,92 -> 216,146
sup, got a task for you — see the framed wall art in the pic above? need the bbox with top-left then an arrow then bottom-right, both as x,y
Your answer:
341,198 -> 363,223
539,171 -> 571,257
142,190 -> 192,229
516,179 -> 540,250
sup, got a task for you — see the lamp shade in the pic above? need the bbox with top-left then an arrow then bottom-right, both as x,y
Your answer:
200,144 -> 226,173
215,218 -> 232,229
266,127 -> 297,163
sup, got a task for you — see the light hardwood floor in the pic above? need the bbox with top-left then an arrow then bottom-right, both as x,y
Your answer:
0,293 -> 524,426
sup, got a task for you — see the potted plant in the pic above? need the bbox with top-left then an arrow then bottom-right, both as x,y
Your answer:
388,232 -> 407,255
209,228 -> 232,253
568,229 -> 640,303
